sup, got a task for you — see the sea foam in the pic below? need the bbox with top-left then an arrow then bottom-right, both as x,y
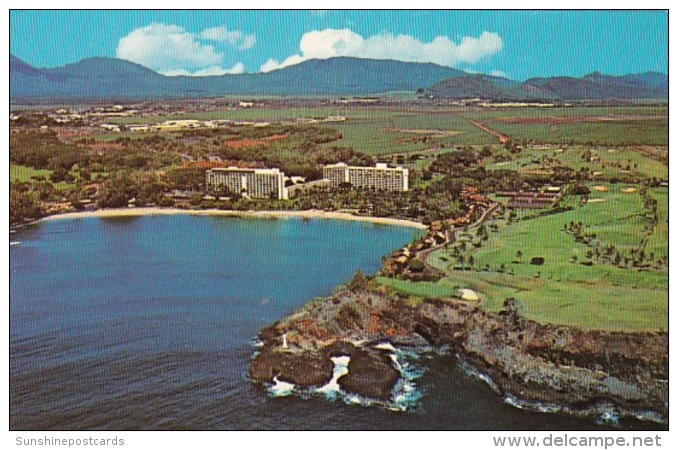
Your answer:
315,355 -> 351,398
268,376 -> 296,397
269,342 -> 426,412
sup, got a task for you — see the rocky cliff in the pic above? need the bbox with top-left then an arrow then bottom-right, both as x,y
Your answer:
248,284 -> 668,424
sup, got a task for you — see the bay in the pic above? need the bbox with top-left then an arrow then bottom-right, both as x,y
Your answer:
10,215 -> 643,430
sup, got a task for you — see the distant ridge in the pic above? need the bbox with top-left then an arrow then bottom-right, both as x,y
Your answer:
10,54 -> 668,102
426,71 -> 668,101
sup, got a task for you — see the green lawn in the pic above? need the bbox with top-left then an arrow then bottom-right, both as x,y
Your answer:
377,276 -> 461,298
464,184 -> 667,287
487,145 -> 668,181
379,182 -> 668,332
645,187 -> 669,258
10,164 -> 52,183
10,163 -> 101,190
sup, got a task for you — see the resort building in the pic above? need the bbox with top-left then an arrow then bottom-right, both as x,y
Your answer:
205,167 -> 288,200
323,163 -> 409,192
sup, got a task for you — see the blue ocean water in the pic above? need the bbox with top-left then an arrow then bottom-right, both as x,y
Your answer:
9,215 -> 654,430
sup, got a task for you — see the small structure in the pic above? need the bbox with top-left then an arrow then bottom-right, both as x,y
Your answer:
458,288 -> 480,302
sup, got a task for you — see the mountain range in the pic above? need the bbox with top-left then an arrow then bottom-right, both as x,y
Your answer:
10,55 -> 668,102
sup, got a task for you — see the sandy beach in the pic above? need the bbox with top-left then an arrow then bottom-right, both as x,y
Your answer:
40,207 -> 428,230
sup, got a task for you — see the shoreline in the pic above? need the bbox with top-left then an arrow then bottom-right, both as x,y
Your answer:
37,207 -> 428,230
250,286 -> 668,426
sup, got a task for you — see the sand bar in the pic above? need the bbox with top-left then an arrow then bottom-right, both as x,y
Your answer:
40,207 -> 428,230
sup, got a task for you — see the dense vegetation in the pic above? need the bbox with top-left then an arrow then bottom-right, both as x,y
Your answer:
9,103 -> 668,334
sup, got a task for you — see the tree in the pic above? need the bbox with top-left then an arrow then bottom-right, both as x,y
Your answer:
408,259 -> 425,273
347,270 -> 370,292
97,172 -> 137,208
50,167 -> 69,183
10,183 -> 43,224
613,252 -> 621,266
79,168 -> 91,182
189,192 -> 204,206
501,297 -> 524,327
477,224 -> 488,241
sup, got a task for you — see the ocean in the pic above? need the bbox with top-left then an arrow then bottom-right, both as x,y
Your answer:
9,215 -> 655,430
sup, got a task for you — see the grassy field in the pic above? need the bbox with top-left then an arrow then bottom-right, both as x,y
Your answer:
378,182 -> 668,332
107,106 -> 358,125
105,105 -> 667,154
10,164 -> 52,183
451,183 -> 667,286
487,145 -> 668,181
380,271 -> 665,332
465,106 -> 668,146
10,163 -> 104,189
90,131 -> 182,142
13,102 -> 668,331
316,110 -> 495,155
645,187 -> 669,258
106,106 -> 496,155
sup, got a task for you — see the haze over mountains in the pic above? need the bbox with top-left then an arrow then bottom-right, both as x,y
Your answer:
10,54 -> 668,102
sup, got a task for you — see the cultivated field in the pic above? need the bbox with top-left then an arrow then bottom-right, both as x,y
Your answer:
14,100 -> 667,333
465,106 -> 668,146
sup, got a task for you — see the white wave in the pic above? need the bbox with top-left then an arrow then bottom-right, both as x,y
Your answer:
459,360 -> 499,392
505,394 -> 562,414
504,394 -> 556,412
268,376 -> 296,397
633,410 -> 665,424
597,410 -> 620,426
10,241 -> 21,246
505,394 -> 625,425
389,354 -> 403,371
314,355 -> 351,397
374,342 -> 398,353
343,392 -> 373,407
263,343 -> 426,412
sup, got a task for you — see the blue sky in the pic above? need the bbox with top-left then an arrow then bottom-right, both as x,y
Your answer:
9,10 -> 668,80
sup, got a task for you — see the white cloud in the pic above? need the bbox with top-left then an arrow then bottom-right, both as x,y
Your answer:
260,28 -> 502,72
489,70 -> 508,78
117,23 -> 222,73
200,26 -> 242,44
163,63 -> 245,77
239,34 -> 256,50
116,23 -> 252,76
199,26 -> 256,50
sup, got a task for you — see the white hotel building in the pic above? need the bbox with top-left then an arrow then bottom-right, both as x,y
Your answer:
205,167 -> 288,200
323,163 -> 409,192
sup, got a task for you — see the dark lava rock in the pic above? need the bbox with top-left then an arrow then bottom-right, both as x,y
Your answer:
248,286 -> 668,424
248,351 -> 333,388
337,346 -> 400,401
249,340 -> 401,401
324,340 -> 358,358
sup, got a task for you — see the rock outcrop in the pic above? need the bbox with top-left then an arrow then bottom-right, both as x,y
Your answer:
248,285 -> 668,424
